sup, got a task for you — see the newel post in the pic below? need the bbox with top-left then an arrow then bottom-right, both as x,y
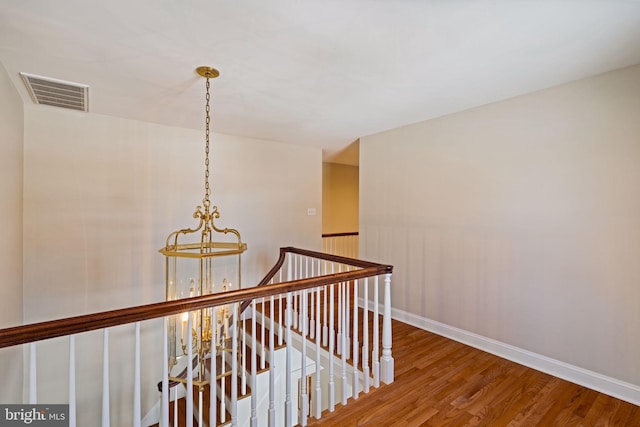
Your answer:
380,273 -> 394,384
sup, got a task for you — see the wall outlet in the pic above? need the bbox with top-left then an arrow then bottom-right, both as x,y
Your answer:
307,208 -> 317,216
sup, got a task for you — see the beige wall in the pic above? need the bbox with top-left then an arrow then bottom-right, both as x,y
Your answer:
0,62 -> 24,402
19,105 -> 321,423
322,162 -> 359,234
361,65 -> 640,395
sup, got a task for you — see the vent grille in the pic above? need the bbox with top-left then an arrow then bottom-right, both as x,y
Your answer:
20,72 -> 89,112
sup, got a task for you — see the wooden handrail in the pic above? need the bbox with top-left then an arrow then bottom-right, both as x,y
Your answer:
321,232 -> 359,238
0,247 -> 392,349
238,247 -> 289,314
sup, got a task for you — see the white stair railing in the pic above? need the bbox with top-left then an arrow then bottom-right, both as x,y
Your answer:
1,247 -> 392,427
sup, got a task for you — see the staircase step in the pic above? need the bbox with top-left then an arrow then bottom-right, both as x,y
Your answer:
212,354 -> 251,400
242,318 -> 286,352
255,292 -> 374,371
150,382 -> 231,427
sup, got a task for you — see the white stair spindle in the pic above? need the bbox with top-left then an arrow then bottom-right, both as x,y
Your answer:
341,284 -> 348,406
293,256 -> 298,330
69,335 -> 76,427
309,283 -> 315,339
29,342 -> 36,404
300,289 -> 308,426
299,257 -> 305,331
314,287 -> 322,420
186,315 -> 193,427
278,270 -> 284,346
337,279 -> 342,355
322,280 -> 328,347
102,329 -> 110,427
305,257 -> 310,337
220,341 -> 226,424
373,275 -> 380,388
261,297 -> 266,370
251,300 -> 258,427
352,279 -> 359,400
285,292 -> 293,427
210,307 -> 217,427
268,296 -> 276,427
231,303 -> 239,427
173,392 -> 178,427
312,259 -> 319,340
242,315 -> 247,396
380,273 -> 395,384
134,322 -> 141,427
161,318 -> 169,427
345,272 -> 350,360
363,278 -> 371,393
198,389 -> 204,427
293,290 -> 299,331
328,283 -> 335,412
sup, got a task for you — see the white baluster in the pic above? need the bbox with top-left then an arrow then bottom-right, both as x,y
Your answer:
363,278 -> 371,393
345,274 -> 350,360
380,273 -> 394,384
309,283 -> 315,339
29,342 -> 36,404
261,297 -> 266,370
278,270 -> 284,346
186,315 -> 193,427
231,303 -> 239,427
353,235 -> 358,258
210,307 -> 217,427
309,260 -> 322,341
161,318 -> 169,427
314,287 -> 322,419
134,322 -> 141,427
242,315 -> 247,396
337,279 -> 342,355
341,284 -> 348,406
352,279 -> 359,400
268,296 -> 276,427
298,257 -> 304,331
293,291 -> 299,331
305,258 -> 310,338
293,256 -> 299,330
373,276 -> 380,388
69,335 -> 76,427
285,292 -> 293,427
300,289 -> 308,426
322,278 -> 328,347
173,392 -> 178,427
328,283 -> 335,412
251,300 -> 258,427
102,329 -> 110,427
198,389 -> 204,427
220,338 -> 227,424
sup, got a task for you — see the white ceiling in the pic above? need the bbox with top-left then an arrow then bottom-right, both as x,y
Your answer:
2,1 -> 640,165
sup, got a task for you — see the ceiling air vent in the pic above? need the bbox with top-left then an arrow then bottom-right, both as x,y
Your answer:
20,72 -> 89,112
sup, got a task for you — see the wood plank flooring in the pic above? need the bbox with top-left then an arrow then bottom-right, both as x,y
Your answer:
306,318 -> 640,427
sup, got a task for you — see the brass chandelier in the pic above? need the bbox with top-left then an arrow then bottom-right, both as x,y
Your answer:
159,66 -> 247,389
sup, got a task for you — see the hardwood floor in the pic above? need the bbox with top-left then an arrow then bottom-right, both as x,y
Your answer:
306,318 -> 640,427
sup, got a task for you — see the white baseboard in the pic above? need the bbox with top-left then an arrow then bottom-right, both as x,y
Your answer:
358,297 -> 640,406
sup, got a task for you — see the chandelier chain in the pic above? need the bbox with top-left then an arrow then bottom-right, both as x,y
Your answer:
203,76 -> 211,209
